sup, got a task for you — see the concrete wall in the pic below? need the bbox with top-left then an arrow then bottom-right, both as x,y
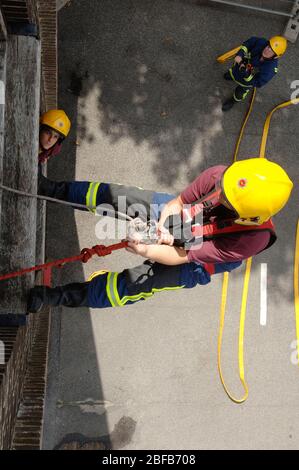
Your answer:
0,0 -> 57,449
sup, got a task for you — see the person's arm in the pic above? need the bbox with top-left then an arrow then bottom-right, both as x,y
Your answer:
158,168 -> 222,230
126,242 -> 188,265
234,36 -> 259,65
156,195 -> 184,245
157,166 -> 227,245
249,67 -> 276,88
158,195 -> 184,229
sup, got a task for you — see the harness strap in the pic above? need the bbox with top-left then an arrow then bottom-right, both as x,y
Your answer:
192,218 -> 276,253
200,218 -> 275,238
182,188 -> 222,223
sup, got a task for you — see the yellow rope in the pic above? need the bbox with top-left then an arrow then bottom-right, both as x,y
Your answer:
233,89 -> 256,163
259,98 -> 299,365
216,46 -> 241,63
217,89 -> 256,403
295,221 -> 299,366
218,259 -> 251,403
260,98 -> 299,159
218,93 -> 299,402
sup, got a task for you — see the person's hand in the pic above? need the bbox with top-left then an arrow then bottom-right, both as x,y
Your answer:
157,225 -> 174,246
125,241 -> 149,257
234,55 -> 242,64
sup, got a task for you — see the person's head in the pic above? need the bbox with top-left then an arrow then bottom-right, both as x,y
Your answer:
39,109 -> 71,150
219,158 -> 293,225
39,126 -> 61,150
262,36 -> 287,59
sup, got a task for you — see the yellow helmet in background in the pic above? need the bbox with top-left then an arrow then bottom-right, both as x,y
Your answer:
222,158 -> 293,225
269,36 -> 287,57
40,109 -> 71,137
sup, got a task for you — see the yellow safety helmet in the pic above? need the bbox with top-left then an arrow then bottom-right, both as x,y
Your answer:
269,36 -> 287,57
222,158 -> 293,225
40,109 -> 71,138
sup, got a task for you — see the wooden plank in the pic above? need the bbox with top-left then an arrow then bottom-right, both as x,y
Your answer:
2,13 -> 28,19
0,0 -> 30,23
0,41 -> 6,241
25,0 -> 38,24
0,9 -> 7,41
1,5 -> 28,10
1,1 -> 27,5
0,35 -> 41,315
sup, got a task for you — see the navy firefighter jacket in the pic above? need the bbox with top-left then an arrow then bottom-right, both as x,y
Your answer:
231,37 -> 278,88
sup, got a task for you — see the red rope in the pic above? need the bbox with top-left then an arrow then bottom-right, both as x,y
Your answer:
0,241 -> 129,282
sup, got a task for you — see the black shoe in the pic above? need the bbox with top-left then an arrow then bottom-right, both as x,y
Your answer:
27,286 -> 46,313
222,97 -> 235,112
27,283 -> 90,312
223,71 -> 232,81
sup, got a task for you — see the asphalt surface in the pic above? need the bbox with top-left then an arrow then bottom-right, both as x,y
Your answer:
42,0 -> 299,449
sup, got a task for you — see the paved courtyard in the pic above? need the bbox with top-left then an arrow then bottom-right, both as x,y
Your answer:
42,0 -> 299,449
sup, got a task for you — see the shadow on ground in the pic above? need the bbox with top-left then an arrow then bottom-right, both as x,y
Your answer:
43,0 -> 299,448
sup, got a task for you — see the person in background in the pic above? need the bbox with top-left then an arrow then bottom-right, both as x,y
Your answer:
222,36 -> 287,112
39,109 -> 71,164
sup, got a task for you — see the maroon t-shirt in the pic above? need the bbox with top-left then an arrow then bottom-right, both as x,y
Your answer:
180,165 -> 271,265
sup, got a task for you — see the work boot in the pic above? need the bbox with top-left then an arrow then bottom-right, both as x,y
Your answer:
223,71 -> 232,81
27,286 -> 48,313
222,97 -> 235,112
27,283 -> 90,313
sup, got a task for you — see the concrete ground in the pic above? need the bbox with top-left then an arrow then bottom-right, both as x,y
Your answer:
42,0 -> 299,449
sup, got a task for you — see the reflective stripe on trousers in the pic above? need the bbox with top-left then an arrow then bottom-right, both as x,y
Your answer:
86,260 -> 241,309
233,87 -> 251,102
106,272 -> 184,307
85,181 -> 174,220
89,264 -> 186,308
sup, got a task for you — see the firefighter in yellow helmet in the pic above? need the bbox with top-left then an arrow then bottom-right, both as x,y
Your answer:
222,35 -> 287,112
220,158 -> 292,225
39,109 -> 71,163
30,158 -> 293,312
